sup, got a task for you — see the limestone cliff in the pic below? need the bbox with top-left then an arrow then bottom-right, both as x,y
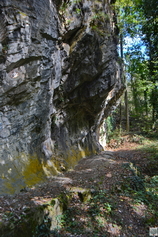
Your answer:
0,0 -> 124,194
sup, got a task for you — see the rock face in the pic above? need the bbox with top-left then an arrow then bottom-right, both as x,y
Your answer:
0,0 -> 124,194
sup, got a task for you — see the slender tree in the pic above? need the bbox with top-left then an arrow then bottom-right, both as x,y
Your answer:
140,0 -> 158,125
114,0 -> 158,131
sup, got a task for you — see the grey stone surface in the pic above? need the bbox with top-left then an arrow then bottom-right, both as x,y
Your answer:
0,0 -> 124,194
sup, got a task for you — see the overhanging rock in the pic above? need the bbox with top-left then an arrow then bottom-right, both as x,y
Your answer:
0,0 -> 124,194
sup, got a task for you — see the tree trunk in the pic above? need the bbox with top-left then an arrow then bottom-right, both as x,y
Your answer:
124,90 -> 129,132
120,33 -> 130,132
144,89 -> 148,117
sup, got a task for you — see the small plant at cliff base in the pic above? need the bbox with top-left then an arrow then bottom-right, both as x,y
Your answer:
52,190 -> 117,236
2,44 -> 8,54
105,116 -> 121,144
33,214 -> 51,237
59,0 -> 82,13
91,11 -> 109,21
90,9 -> 110,36
75,7 -> 81,14
117,157 -> 158,227
138,140 -> 158,176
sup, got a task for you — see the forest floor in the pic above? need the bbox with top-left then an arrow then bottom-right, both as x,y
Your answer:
0,134 -> 158,237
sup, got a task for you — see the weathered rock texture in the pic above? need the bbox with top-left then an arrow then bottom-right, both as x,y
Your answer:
0,0 -> 124,194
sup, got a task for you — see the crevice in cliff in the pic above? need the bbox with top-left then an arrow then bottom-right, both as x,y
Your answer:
62,26 -> 84,45
40,32 -> 58,41
6,56 -> 41,73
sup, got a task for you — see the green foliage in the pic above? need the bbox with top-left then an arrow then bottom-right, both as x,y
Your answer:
91,11 -> 109,21
120,140 -> 158,224
59,0 -> 110,36
75,8 -> 81,14
139,0 -> 158,122
106,116 -> 116,142
33,214 -> 51,237
89,190 -> 114,216
59,0 -> 82,13
114,0 -> 143,37
55,214 -> 65,227
60,208 -> 84,234
2,44 -> 8,54
114,0 -> 158,128
90,10 -> 110,35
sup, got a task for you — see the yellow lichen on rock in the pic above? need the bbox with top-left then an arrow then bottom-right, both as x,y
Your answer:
22,154 -> 46,186
66,147 -> 94,169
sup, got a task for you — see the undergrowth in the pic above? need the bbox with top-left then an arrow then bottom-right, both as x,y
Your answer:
41,136 -> 158,236
1,135 -> 158,236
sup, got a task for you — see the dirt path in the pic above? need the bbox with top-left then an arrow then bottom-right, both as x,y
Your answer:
0,141 -> 157,236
